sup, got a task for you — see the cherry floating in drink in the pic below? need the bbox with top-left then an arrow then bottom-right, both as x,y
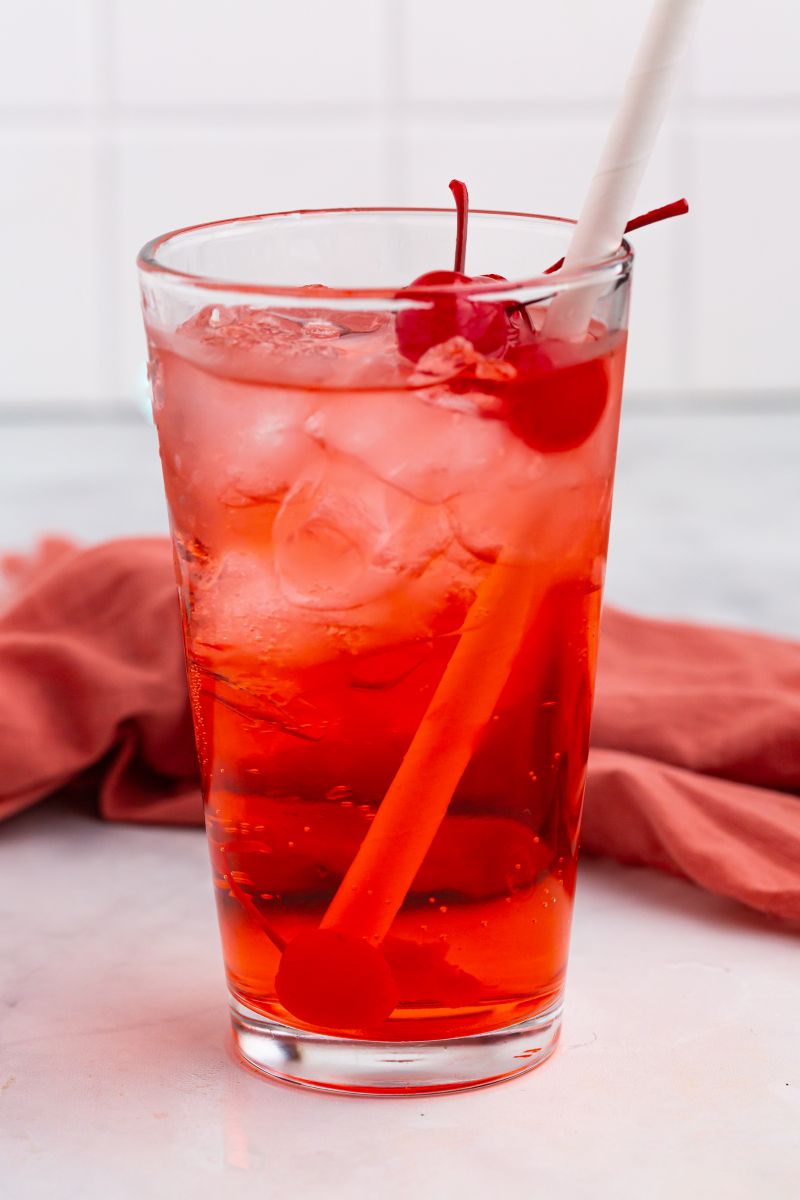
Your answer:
395,181 -> 511,362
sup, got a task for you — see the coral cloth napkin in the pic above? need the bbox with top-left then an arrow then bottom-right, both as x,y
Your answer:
1,538 -> 798,922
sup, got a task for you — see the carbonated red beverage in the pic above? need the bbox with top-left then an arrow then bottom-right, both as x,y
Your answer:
140,197 -> 631,1089
150,317 -> 624,1043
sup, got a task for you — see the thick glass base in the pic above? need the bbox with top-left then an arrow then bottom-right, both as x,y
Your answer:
230,998 -> 562,1095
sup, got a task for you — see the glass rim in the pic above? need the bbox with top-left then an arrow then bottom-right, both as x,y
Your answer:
137,206 -> 634,300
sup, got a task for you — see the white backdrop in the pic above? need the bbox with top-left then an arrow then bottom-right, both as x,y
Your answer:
1,0 -> 798,405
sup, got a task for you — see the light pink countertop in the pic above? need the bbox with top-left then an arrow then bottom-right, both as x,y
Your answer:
1,804 -> 798,1199
1,406 -> 798,1196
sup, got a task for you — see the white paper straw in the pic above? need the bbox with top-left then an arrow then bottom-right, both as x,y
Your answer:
545,0 -> 704,339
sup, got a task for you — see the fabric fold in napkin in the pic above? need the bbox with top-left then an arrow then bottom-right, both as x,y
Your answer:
1,538 -> 798,922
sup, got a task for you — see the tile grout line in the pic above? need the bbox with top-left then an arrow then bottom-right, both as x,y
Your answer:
1,96 -> 797,130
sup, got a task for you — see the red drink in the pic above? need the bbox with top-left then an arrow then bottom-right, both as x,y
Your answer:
140,203 -> 631,1090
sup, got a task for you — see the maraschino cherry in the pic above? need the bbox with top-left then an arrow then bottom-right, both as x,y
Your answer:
395,180 -> 511,362
396,182 -> 688,454
501,342 -> 612,453
276,928 -> 398,1031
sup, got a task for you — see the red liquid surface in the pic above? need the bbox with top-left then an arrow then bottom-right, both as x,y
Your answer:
149,305 -> 625,1041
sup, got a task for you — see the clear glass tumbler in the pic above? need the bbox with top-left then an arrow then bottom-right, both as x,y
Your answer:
138,207 -> 631,1094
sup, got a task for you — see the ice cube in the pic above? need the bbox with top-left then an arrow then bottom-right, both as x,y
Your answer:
174,304 -> 402,389
447,484 -> 543,565
181,305 -> 337,356
221,405 -> 325,507
155,350 -> 322,531
306,390 -> 537,505
191,550 -> 344,669
273,458 -> 452,611
191,550 -> 283,649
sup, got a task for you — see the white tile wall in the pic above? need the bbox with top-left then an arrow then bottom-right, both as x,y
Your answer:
112,0 -> 384,108
693,0 -> 800,99
0,132 -> 102,401
691,116 -> 800,390
404,0 -> 645,103
0,1 -> 95,107
1,0 -> 798,404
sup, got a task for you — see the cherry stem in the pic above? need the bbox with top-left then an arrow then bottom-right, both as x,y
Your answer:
544,198 -> 689,274
449,179 -> 469,274
624,197 -> 689,233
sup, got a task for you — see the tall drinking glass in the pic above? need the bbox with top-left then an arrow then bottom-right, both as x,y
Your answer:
138,209 -> 631,1094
